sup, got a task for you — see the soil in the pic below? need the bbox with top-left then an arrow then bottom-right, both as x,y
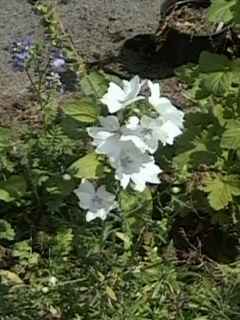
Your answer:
167,4 -> 221,36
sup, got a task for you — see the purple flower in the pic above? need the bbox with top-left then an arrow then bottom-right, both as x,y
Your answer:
51,57 -> 66,73
10,36 -> 33,72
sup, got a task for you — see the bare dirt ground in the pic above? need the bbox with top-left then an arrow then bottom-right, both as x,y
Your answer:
0,0 -> 186,126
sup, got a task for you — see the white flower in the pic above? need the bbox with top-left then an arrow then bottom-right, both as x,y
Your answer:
109,141 -> 161,192
101,76 -> 145,113
148,80 -> 184,131
140,115 -> 182,147
87,116 -> 121,156
123,115 -> 182,152
87,115 -> 146,158
74,181 -> 117,222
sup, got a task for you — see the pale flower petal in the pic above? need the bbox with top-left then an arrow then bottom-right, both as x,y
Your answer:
74,181 -> 117,222
101,76 -> 145,113
110,141 -> 161,191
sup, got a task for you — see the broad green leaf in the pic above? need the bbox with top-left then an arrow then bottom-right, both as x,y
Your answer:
63,97 -> 98,123
0,189 -> 13,202
200,72 -> 232,95
80,71 -> 108,98
198,52 -> 240,95
0,176 -> 27,202
208,0 -> 235,23
68,152 -> 103,179
201,174 -> 240,210
221,122 -> 240,149
199,52 -> 230,73
232,2 -> 240,24
0,220 -> 15,241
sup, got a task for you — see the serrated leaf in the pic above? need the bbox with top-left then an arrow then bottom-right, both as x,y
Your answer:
201,174 -> 240,210
208,0 -> 235,23
198,52 -> 240,95
68,152 -> 103,179
221,122 -> 240,150
201,72 -> 232,95
63,97 -> 98,123
80,71 -> 108,98
0,220 -> 15,241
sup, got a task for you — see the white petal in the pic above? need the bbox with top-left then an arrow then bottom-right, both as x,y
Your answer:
99,116 -> 120,131
118,172 -> 131,189
159,121 -> 182,145
96,136 -> 121,159
74,181 -> 95,209
86,208 -> 108,222
87,127 -> 113,145
148,80 -> 161,107
101,82 -> 125,113
131,161 -> 161,191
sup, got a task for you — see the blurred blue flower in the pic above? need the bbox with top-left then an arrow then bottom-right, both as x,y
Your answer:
10,36 -> 33,71
50,49 -> 66,73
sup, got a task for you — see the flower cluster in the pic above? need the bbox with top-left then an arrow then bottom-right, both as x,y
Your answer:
89,76 -> 184,191
75,75 -> 184,221
10,36 -> 33,71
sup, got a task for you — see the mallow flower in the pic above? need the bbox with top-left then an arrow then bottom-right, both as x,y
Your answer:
87,116 -> 121,156
123,115 -> 182,152
74,180 -> 117,222
109,141 -> 161,192
87,115 -> 145,158
101,75 -> 145,113
148,80 -> 184,131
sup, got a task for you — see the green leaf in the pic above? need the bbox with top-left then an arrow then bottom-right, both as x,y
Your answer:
201,174 -> 240,210
68,152 -> 103,179
80,71 -> 108,98
0,127 -> 11,150
13,241 -> 39,266
0,176 -> 27,202
51,228 -> 73,256
106,286 -> 117,301
0,189 -> 13,202
198,52 -> 240,95
200,71 -> 233,95
0,270 -> 23,285
221,122 -> 240,150
120,188 -> 153,218
208,0 -> 235,23
63,96 -> 98,123
199,52 -> 230,73
0,220 -> 15,241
